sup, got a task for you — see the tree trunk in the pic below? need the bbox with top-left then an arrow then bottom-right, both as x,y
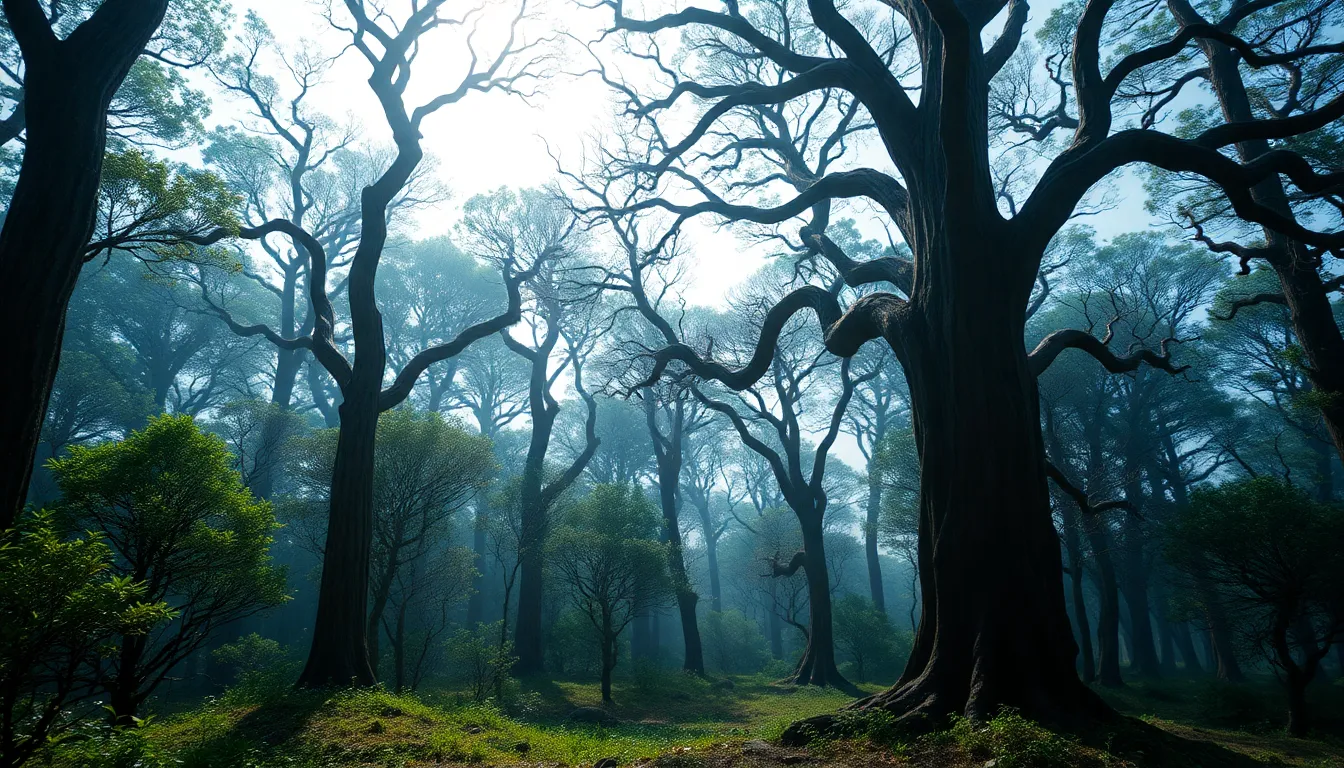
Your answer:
841,291 -> 1106,729
513,490 -> 547,675
1119,418 -> 1162,679
466,502 -> 489,626
601,619 -> 616,703
865,473 -> 887,615
1084,519 -> 1124,687
393,602 -> 407,694
791,515 -> 853,691
656,453 -> 704,674
704,525 -> 723,613
769,608 -> 784,660
1199,578 -> 1245,682
297,385 -> 379,687
0,2 -> 170,529
107,634 -> 148,725
1062,509 -> 1095,684
1171,621 -> 1203,675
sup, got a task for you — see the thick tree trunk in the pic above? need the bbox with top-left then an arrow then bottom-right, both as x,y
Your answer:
864,474 -> 887,615
0,2 -> 170,529
792,515 -> 852,691
107,635 -> 148,725
1084,519 -> 1124,686
297,386 -> 379,687
835,289 -> 1106,731
513,490 -> 547,675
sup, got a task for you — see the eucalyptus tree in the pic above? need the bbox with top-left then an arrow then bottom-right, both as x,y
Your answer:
460,187 -> 601,676
197,0 -> 551,687
590,0 -> 1344,726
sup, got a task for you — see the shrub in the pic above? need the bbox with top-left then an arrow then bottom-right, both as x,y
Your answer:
445,622 -> 515,702
0,512 -> 170,767
833,594 -> 911,684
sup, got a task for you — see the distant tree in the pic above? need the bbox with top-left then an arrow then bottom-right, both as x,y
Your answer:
0,512 -> 170,767
701,609 -> 770,676
547,484 -> 672,702
50,415 -> 288,723
833,594 -> 910,685
1166,477 -> 1344,736
209,399 -> 307,495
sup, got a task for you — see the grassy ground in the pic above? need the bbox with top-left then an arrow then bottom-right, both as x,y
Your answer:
47,671 -> 1344,768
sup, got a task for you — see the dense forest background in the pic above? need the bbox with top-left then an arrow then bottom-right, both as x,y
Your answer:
1,0 -> 1343,766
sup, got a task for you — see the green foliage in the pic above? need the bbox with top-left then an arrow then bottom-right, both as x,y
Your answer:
701,610 -> 770,675
444,622 -> 516,702
935,708 -> 1104,768
0,512 -> 170,766
50,414 -> 288,719
832,594 -> 910,684
88,150 -> 240,266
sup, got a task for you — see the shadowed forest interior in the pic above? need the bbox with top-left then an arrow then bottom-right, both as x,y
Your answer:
1,0 -> 1343,766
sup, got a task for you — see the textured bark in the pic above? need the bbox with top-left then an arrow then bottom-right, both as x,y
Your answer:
791,517 -> 851,689
298,385 -> 379,687
0,0 -> 171,529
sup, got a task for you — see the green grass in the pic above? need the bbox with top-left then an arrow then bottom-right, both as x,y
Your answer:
44,671 -> 1344,767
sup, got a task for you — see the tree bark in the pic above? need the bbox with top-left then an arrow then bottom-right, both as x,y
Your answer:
465,508 -> 490,626
652,426 -> 704,675
0,0 -> 170,529
792,515 -> 851,690
297,384 -> 379,687
1170,621 -> 1203,675
844,286 -> 1107,728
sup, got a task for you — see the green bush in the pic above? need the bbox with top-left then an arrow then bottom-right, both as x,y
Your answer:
445,621 -> 515,702
833,594 -> 910,684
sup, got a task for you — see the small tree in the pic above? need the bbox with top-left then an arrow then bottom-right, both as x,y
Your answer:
445,622 -> 515,703
0,512 -> 170,767
833,594 -> 911,685
1166,477 -> 1344,736
50,414 -> 289,723
547,484 -> 672,702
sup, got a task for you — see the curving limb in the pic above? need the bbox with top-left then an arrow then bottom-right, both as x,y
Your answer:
766,551 -> 808,578
1045,461 -> 1134,517
378,261 -> 540,410
637,287 -> 906,393
801,226 -> 914,296
1215,274 -> 1344,320
1029,326 -> 1190,377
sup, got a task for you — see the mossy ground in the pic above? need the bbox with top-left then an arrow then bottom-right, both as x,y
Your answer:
48,672 -> 1344,768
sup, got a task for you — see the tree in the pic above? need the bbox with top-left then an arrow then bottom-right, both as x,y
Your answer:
687,284 -> 873,691
196,1 -> 551,688
461,187 -> 601,676
599,0 -> 1343,728
287,411 -> 493,678
0,512 -> 170,768
1165,477 -> 1344,736
834,594 -> 910,684
0,0 -> 202,527
547,484 -> 673,702
49,414 -> 288,723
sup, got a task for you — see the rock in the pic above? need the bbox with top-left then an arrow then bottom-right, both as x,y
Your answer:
712,678 -> 735,691
463,724 -> 484,734
740,739 -> 774,755
781,755 -> 810,765
569,706 -> 620,725
594,759 -> 620,768
366,720 -> 385,734
514,741 -> 531,753
378,705 -> 403,717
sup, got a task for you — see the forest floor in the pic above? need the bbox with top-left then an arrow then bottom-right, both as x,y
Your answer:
48,672 -> 1344,768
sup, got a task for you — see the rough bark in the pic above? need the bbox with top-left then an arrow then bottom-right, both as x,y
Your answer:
0,0 -> 171,529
